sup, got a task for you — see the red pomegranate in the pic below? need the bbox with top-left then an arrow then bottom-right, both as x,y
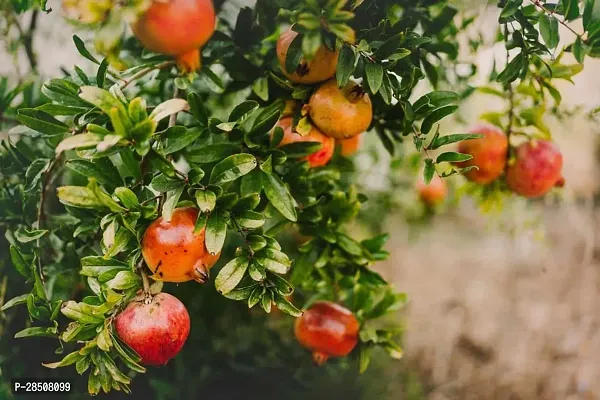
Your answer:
506,140 -> 563,198
294,301 -> 359,365
132,0 -> 216,73
114,293 -> 190,366
273,117 -> 335,168
455,124 -> 508,184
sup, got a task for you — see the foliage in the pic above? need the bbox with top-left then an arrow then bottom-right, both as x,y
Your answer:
1,0 -> 600,397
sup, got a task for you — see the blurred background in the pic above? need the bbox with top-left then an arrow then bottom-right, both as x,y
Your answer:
1,1 -> 600,399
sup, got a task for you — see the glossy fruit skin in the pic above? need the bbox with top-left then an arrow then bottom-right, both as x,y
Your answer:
294,301 -> 359,365
338,134 -> 362,157
308,80 -> 373,140
115,293 -> 190,366
141,207 -> 220,283
276,28 -> 339,84
62,0 -> 111,24
506,140 -> 563,198
417,174 -> 448,207
273,117 -> 335,168
132,0 -> 216,72
454,124 -> 508,184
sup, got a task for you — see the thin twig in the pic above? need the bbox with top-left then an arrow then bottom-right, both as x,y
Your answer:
22,10 -> 39,72
231,216 -> 254,257
530,0 -> 583,38
504,25 -> 515,171
158,85 -> 182,215
118,61 -> 176,89
35,154 -> 64,282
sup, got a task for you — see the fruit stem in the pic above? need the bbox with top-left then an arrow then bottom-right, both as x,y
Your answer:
312,351 -> 329,366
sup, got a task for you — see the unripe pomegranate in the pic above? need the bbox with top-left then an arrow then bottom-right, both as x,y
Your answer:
294,301 -> 359,365
132,0 -> 216,73
115,293 -> 190,366
416,174 -> 447,207
308,80 -> 373,140
62,0 -> 112,24
276,28 -> 339,84
273,117 -> 335,168
338,134 -> 362,157
506,140 -> 563,198
141,207 -> 220,283
454,124 -> 508,184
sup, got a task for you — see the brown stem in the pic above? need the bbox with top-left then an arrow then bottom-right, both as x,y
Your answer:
530,0 -> 583,38
158,85 -> 182,215
231,216 -> 254,257
23,10 -> 39,72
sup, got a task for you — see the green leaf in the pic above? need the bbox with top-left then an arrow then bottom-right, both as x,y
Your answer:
257,248 -> 291,274
1,294 -> 29,311
162,186 -> 185,222
562,0 -> 580,21
336,45 -> 356,87
215,256 -> 250,294
235,210 -> 265,229
73,35 -> 100,64
539,14 -> 560,49
421,105 -> 458,134
187,92 -> 208,125
56,133 -> 104,155
285,33 -> 304,74
149,98 -> 189,123
573,36 -> 585,63
150,174 -> 183,192
14,228 -> 48,243
88,179 -> 126,212
229,101 -> 259,123
15,327 -> 57,339
163,127 -> 202,155
206,209 -> 228,255
80,256 -> 128,277
429,133 -> 483,150
61,301 -> 104,324
195,190 -> 217,213
9,245 -> 30,278
107,271 -> 141,290
500,1 -> 520,19
66,160 -> 120,186
16,109 -> 69,136
413,90 -> 460,117
273,294 -> 303,317
240,169 -> 264,197
423,159 -> 436,185
496,53 -> 524,83
364,63 -> 384,93
250,110 -> 281,137
186,144 -> 240,164
43,350 -> 84,368
262,172 -> 297,221
359,345 -> 373,374
97,58 -> 109,88
279,142 -> 322,158
436,152 -> 473,163
209,154 -> 257,184
223,285 -> 257,300
25,159 -> 49,192
252,77 -> 269,101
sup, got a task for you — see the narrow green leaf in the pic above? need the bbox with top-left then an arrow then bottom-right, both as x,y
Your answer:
215,256 -> 250,294
209,154 -> 257,184
206,209 -> 228,255
364,63 -> 384,93
262,172 -> 297,221
421,105 -> 458,134
436,151 -> 473,163
16,109 -> 69,136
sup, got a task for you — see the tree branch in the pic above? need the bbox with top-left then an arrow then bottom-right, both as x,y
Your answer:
118,61 -> 175,89
530,0 -> 583,38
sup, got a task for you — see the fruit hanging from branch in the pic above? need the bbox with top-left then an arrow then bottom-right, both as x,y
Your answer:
141,207 -> 221,283
417,174 -> 447,207
506,140 -> 564,198
132,0 -> 216,73
276,27 -> 339,84
308,80 -> 373,140
273,117 -> 335,168
338,134 -> 362,157
294,301 -> 359,365
115,292 -> 191,366
454,124 -> 508,184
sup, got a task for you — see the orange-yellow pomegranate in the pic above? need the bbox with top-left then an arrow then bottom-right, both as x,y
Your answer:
338,134 -> 362,157
276,27 -> 339,84
294,301 -> 359,365
132,0 -> 216,73
506,140 -> 563,198
454,124 -> 508,184
141,207 -> 220,283
273,117 -> 334,168
417,174 -> 447,207
308,80 -> 373,140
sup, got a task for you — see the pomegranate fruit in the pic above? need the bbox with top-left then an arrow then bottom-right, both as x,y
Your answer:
115,293 -> 190,366
141,207 -> 220,283
273,117 -> 335,168
417,174 -> 447,207
132,0 -> 216,73
338,134 -> 362,157
294,301 -> 359,365
62,0 -> 111,24
454,124 -> 508,184
276,27 -> 339,84
308,79 -> 373,140
506,140 -> 563,198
